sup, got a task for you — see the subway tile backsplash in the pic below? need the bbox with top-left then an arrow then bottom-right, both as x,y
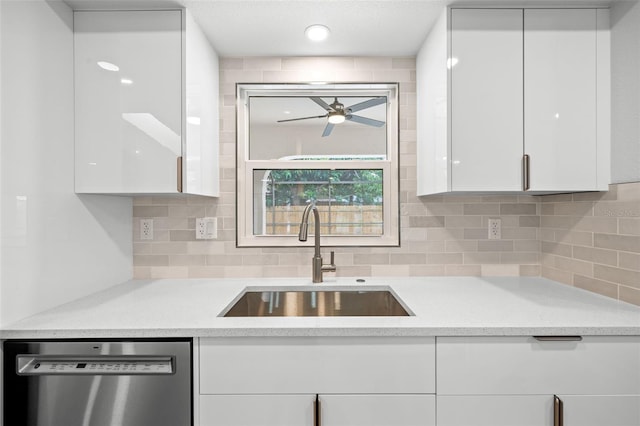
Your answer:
133,192 -> 542,279
132,56 -> 640,306
540,181 -> 640,306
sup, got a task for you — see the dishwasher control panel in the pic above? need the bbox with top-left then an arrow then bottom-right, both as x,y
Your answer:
17,356 -> 174,375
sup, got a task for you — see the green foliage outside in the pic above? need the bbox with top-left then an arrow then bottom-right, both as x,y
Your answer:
264,169 -> 383,207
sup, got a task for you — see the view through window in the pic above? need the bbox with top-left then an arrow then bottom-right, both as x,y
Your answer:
237,84 -> 399,247
255,166 -> 384,236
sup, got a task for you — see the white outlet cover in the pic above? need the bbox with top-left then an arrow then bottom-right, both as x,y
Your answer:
488,218 -> 501,240
196,217 -> 217,240
140,219 -> 154,240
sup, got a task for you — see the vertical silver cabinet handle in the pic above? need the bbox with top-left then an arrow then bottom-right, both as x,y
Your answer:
313,394 -> 321,426
554,395 -> 564,426
523,154 -> 530,191
177,156 -> 183,192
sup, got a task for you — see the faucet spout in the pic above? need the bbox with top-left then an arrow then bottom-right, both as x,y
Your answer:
298,202 -> 336,283
297,203 -> 313,242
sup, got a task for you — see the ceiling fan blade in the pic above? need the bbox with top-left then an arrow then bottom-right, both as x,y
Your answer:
310,97 -> 333,111
346,114 -> 386,127
346,97 -> 386,113
277,114 -> 327,123
321,122 -> 335,137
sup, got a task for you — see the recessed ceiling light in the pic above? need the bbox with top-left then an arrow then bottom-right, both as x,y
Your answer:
120,78 -> 133,85
97,61 -> 119,72
305,24 -> 330,42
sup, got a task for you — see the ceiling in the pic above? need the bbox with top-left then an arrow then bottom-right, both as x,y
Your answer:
61,0 -> 444,56
183,0 -> 445,56
62,0 -> 615,57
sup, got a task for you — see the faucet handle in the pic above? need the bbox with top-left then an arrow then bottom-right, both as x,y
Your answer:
322,251 -> 337,274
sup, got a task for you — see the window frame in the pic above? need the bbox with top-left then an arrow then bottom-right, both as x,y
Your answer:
236,83 -> 400,248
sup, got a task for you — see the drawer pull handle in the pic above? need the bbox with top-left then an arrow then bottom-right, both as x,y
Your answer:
554,395 -> 564,426
533,336 -> 582,342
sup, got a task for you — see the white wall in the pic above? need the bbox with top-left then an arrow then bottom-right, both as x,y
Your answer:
0,0 -> 132,326
611,0 -> 640,183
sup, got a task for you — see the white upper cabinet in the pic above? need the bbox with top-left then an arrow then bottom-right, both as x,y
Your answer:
417,8 -> 610,195
524,9 -> 607,192
74,10 -> 219,196
450,9 -> 523,192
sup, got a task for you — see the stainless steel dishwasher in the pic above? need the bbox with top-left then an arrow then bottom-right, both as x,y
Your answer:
3,339 -> 192,426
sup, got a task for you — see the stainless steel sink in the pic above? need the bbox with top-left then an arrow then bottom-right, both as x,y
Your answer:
221,287 -> 411,317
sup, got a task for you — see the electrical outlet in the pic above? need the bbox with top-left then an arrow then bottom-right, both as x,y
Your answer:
140,219 -> 153,240
196,217 -> 217,240
488,218 -> 501,240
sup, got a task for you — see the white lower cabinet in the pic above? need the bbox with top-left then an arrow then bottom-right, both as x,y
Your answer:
436,336 -> 640,426
559,395 -> 640,426
437,395 -> 640,426
320,394 -> 435,426
196,336 -> 639,426
199,394 -> 314,426
197,337 -> 436,426
199,394 -> 435,426
438,395 -> 552,426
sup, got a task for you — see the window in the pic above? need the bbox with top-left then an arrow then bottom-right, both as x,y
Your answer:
237,83 -> 399,247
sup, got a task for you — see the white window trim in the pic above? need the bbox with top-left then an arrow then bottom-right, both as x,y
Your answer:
236,83 -> 400,248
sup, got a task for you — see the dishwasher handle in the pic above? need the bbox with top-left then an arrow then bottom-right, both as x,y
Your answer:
16,355 -> 175,376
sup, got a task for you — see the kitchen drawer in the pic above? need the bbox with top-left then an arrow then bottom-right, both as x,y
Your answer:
199,337 -> 435,394
437,336 -> 640,395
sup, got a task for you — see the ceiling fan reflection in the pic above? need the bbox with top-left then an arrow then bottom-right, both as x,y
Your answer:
276,97 -> 386,137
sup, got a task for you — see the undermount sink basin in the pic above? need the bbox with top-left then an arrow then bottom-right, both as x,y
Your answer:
221,286 -> 411,317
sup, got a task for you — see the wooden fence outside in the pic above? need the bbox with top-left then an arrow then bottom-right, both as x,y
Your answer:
263,205 -> 383,236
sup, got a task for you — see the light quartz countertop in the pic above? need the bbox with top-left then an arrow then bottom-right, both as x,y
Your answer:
1,277 -> 639,338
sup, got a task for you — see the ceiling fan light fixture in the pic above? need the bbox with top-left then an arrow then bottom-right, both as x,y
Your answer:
327,111 -> 345,124
305,24 -> 330,42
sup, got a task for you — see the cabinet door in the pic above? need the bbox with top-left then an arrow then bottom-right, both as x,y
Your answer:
450,9 -> 523,191
560,395 -> 640,426
524,9 -> 598,191
320,394 -> 435,426
199,395 -> 314,426
74,11 -> 182,193
438,395 -> 553,426
184,10 -> 219,197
